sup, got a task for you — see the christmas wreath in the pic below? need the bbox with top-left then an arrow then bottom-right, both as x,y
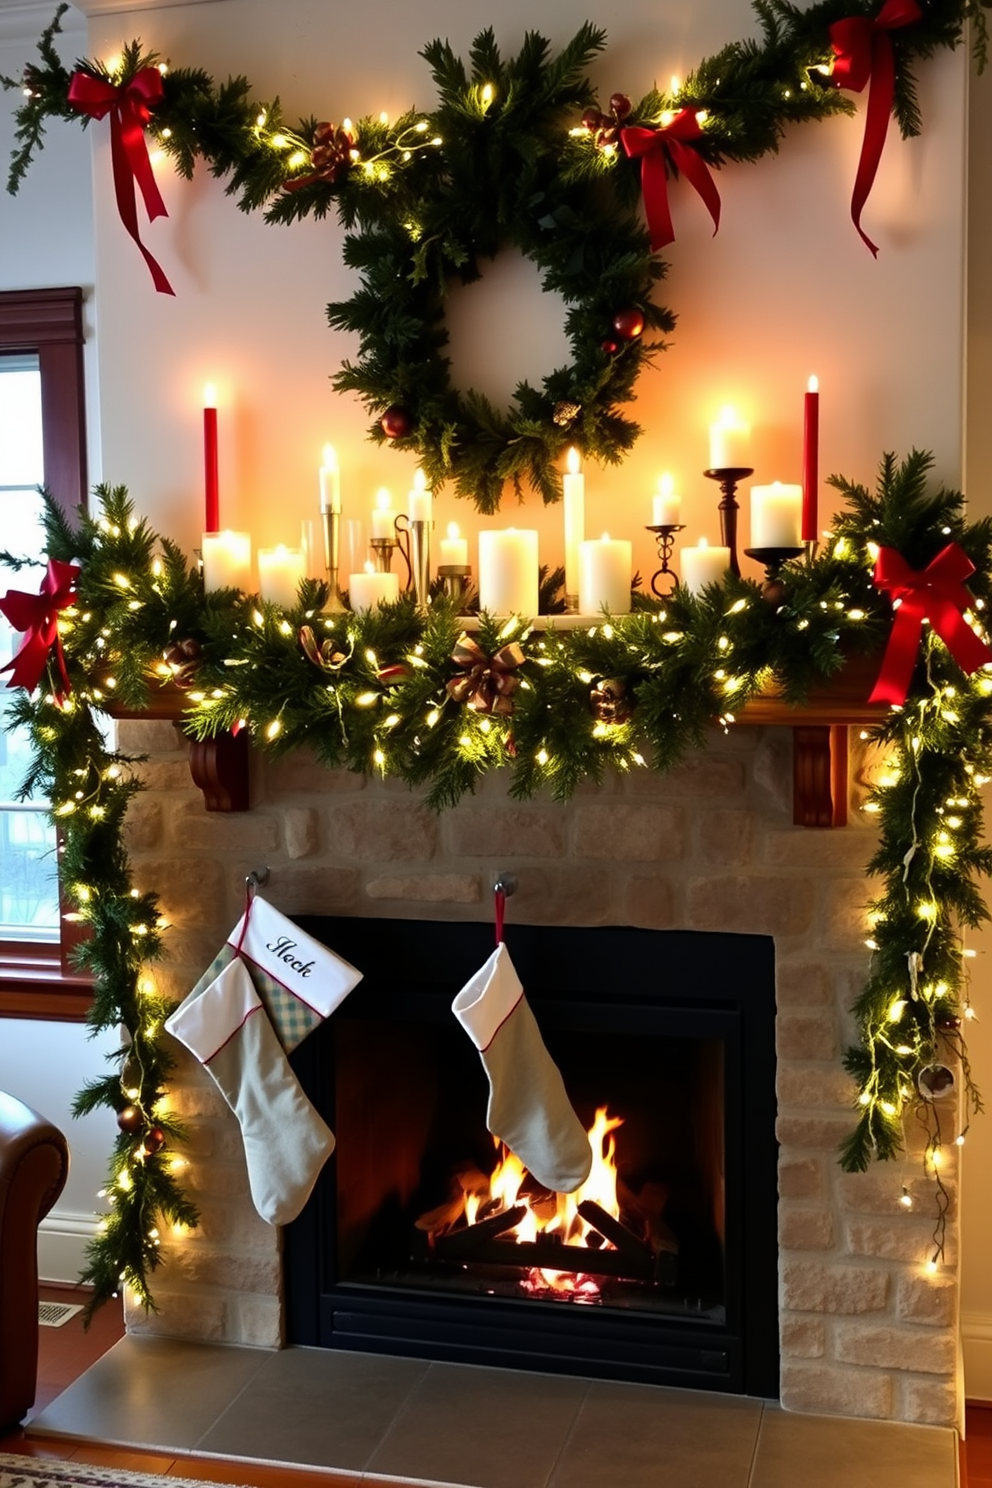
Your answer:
321,28 -> 670,513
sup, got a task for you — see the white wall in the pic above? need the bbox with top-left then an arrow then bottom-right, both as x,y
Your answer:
82,0 -> 966,577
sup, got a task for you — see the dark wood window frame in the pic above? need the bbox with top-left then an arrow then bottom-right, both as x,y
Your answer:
0,286 -> 92,1019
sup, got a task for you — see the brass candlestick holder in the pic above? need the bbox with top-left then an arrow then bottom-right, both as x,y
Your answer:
743,545 -> 804,605
704,466 -> 753,578
438,564 -> 472,608
395,514 -> 431,609
321,508 -> 345,611
646,524 -> 685,598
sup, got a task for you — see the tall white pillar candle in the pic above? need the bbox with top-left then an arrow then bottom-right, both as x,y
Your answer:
349,564 -> 400,611
563,447 -> 584,602
750,482 -> 803,549
201,530 -> 252,593
258,544 -> 306,607
709,407 -> 751,470
579,534 -> 632,614
319,444 -> 341,514
478,529 -> 539,616
653,472 -> 682,527
680,537 -> 731,597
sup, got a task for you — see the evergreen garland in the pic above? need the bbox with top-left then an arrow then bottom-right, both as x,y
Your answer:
3,0 -> 989,511
2,452 -> 986,1308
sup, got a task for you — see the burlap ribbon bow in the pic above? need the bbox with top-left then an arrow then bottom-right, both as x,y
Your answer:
446,633 -> 524,715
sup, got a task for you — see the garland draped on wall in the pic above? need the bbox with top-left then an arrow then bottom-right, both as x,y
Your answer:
2,0 -> 989,508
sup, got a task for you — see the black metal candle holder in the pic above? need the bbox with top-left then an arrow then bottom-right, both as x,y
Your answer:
645,524 -> 686,598
743,545 -> 804,605
704,466 -> 753,578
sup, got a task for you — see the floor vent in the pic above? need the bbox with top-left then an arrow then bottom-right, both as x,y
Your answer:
39,1301 -> 83,1327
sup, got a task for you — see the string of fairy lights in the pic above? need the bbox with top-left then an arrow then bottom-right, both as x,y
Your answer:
2,0 -> 991,1310
0,449 -> 986,1311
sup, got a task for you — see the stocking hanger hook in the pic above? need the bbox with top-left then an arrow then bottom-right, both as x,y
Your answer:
245,866 -> 270,900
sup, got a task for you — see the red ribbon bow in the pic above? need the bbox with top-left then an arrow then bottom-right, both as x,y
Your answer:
868,543 -> 992,705
68,67 -> 175,296
0,558 -> 81,701
828,0 -> 922,257
620,111 -> 721,252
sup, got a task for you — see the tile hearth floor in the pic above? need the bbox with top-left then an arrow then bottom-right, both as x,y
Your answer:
26,1335 -> 958,1488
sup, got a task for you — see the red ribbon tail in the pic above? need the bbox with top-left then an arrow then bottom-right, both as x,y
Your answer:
850,32 -> 895,258
120,97 -> 168,223
639,148 -> 675,252
1,627 -> 54,695
868,598 -> 924,705
669,138 -> 721,237
109,107 -> 175,296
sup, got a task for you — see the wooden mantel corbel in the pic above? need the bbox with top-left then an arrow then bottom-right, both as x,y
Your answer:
737,651 -> 887,828
106,687 -> 250,813
105,651 -> 887,823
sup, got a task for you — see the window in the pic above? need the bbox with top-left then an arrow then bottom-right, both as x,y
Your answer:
0,287 -> 91,1018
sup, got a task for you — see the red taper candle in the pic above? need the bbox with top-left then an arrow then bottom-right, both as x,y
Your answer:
802,374 -> 819,543
203,383 -> 219,534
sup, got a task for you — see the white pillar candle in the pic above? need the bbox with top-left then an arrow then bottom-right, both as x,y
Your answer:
579,534 -> 632,615
709,407 -> 751,470
370,488 -> 395,540
680,537 -> 731,596
653,472 -> 682,527
562,447 -> 584,601
478,529 -> 539,616
319,444 -> 341,514
408,469 -> 432,523
201,530 -> 252,593
349,563 -> 400,611
750,482 -> 803,549
439,522 -> 469,567
258,544 -> 306,607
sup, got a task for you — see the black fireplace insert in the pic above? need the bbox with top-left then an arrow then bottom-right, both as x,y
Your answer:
285,917 -> 779,1398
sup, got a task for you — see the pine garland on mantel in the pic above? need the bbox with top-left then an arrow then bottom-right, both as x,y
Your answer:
0,451 -> 988,1313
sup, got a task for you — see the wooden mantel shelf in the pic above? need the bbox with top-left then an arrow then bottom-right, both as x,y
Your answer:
105,650 -> 887,827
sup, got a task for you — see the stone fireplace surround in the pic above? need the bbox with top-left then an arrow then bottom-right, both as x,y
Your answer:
115,716 -> 961,1430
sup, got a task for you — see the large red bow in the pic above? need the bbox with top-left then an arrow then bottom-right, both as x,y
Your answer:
68,67 -> 174,296
828,0 -> 922,257
0,558 -> 81,701
868,543 -> 992,706
620,111 -> 721,252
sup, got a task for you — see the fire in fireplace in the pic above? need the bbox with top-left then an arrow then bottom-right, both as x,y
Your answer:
285,917 -> 779,1398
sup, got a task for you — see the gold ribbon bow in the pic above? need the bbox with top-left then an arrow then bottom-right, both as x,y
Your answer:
446,632 -> 524,715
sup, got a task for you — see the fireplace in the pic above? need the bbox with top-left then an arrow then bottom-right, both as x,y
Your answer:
284,916 -> 779,1398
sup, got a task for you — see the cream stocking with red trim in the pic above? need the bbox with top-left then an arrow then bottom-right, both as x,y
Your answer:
166,950 -> 340,1226
453,941 -> 591,1194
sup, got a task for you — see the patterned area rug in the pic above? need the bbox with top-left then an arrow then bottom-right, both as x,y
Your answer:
0,1456 -> 248,1488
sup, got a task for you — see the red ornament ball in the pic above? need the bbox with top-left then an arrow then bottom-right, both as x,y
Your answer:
144,1126 -> 166,1154
609,93 -> 632,119
380,404 -> 412,439
581,106 -> 603,132
612,308 -> 645,341
601,339 -> 619,355
117,1104 -> 143,1134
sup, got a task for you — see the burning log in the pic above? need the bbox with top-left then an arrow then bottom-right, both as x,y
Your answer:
431,1203 -> 528,1260
577,1200 -> 653,1268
